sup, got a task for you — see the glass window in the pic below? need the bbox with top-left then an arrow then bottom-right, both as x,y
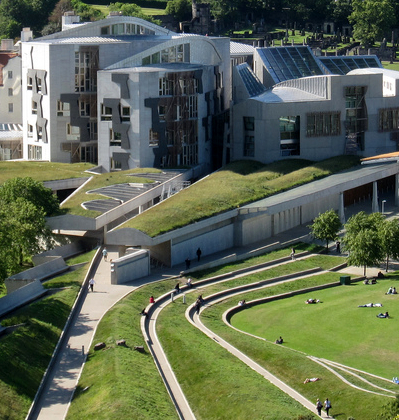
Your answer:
110,128 -> 122,146
120,106 -> 130,122
8,88 -> 13,96
244,116 -> 254,131
101,104 -> 112,121
8,103 -> 13,113
149,129 -> 159,147
8,71 -> 12,79
32,101 -> 37,114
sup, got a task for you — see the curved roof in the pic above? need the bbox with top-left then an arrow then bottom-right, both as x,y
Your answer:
347,67 -> 399,79
35,15 -> 174,41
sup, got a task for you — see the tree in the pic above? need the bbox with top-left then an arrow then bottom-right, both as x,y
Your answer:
308,209 -> 342,252
0,178 -> 60,281
166,0 -> 192,22
349,0 -> 396,47
343,211 -> 385,276
378,218 -> 399,272
108,2 -> 161,25
0,177 -> 60,217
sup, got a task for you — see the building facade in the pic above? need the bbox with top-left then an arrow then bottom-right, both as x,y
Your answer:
20,14 -> 230,171
231,68 -> 399,164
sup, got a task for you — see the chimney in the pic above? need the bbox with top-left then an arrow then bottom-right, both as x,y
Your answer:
0,39 -> 14,51
20,28 -> 33,42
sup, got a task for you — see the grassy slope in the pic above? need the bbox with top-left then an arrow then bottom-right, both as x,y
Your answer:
69,246 -> 394,419
0,161 -> 93,183
121,155 -> 360,237
0,251 -> 95,420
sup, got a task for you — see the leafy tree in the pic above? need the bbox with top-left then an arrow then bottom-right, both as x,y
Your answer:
378,218 -> 399,272
343,211 -> 385,276
0,177 -> 60,217
331,0 -> 352,27
349,0 -> 396,47
166,0 -> 192,22
0,178 -> 60,280
108,2 -> 161,25
308,209 -> 342,252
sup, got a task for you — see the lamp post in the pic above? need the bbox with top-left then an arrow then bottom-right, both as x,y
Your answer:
382,199 -> 387,215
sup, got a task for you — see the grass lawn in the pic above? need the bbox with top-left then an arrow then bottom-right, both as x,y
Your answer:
0,250 -> 95,420
121,155 -> 360,237
382,61 -> 399,71
232,277 -> 399,379
0,161 -> 93,184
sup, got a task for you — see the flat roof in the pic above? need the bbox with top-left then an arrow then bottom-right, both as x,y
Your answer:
244,162 -> 399,214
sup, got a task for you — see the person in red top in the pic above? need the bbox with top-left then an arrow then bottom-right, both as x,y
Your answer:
149,296 -> 155,304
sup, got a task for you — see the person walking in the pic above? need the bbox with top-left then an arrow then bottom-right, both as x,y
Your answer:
102,247 -> 108,261
196,247 -> 202,262
88,278 -> 95,292
185,257 -> 191,270
316,398 -> 322,416
324,398 -> 331,417
290,247 -> 296,260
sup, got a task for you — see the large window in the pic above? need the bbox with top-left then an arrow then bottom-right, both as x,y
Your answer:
57,100 -> 70,117
344,86 -> 367,152
306,112 -> 341,137
32,101 -> 37,115
280,116 -> 300,156
143,44 -> 186,65
28,145 -> 42,160
75,48 -> 98,92
379,108 -> 399,132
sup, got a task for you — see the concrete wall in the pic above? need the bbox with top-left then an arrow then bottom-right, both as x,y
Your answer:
0,280 -> 46,318
171,221 -> 234,266
5,257 -> 68,293
110,248 -> 149,284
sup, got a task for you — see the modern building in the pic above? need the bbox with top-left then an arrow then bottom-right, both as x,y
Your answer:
230,46 -> 399,164
20,14 -> 230,173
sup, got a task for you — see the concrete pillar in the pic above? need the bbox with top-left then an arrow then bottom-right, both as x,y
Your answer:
395,174 -> 399,206
372,181 -> 379,213
103,225 -> 108,244
339,192 -> 345,224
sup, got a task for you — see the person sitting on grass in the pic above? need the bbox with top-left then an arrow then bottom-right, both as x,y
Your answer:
387,287 -> 393,295
304,377 -> 320,383
275,336 -> 283,344
377,312 -> 389,318
393,287 -> 397,294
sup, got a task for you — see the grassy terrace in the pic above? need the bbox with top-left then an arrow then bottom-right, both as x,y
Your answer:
0,250 -> 96,420
120,155 -> 360,237
60,168 -> 162,218
68,246 -> 396,419
0,161 -> 93,183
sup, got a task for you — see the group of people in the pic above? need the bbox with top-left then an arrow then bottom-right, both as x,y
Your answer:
386,286 -> 397,295
316,398 -> 332,417
185,248 -> 203,270
194,295 -> 204,314
305,298 -> 320,304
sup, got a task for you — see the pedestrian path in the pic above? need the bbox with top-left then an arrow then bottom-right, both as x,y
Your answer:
29,248 -> 144,420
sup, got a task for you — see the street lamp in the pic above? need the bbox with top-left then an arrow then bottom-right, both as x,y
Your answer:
382,200 -> 387,215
